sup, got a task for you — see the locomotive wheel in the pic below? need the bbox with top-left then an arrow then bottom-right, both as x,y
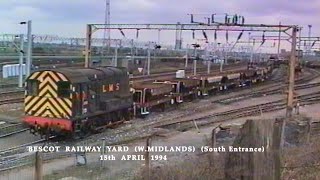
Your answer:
89,121 -> 98,133
73,130 -> 87,139
72,125 -> 87,139
30,128 -> 36,135
123,110 -> 131,121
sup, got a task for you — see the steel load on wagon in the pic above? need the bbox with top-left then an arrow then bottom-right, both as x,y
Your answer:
132,82 -> 172,96
227,73 -> 240,80
207,76 -> 223,83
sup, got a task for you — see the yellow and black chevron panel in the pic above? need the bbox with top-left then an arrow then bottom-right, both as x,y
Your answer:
25,71 -> 72,119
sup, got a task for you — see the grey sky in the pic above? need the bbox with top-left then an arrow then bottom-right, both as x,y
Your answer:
0,0 -> 319,50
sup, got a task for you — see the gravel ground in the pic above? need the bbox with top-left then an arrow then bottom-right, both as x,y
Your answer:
0,103 -> 23,120
0,132 -> 42,151
4,100 -> 318,180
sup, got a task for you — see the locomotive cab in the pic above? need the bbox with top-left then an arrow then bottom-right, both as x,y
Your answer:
24,70 -> 74,136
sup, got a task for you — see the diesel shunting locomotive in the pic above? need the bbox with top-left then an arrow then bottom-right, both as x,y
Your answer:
23,66 -> 132,138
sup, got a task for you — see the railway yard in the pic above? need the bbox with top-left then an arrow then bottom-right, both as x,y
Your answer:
1,1 -> 320,179
0,61 -> 320,179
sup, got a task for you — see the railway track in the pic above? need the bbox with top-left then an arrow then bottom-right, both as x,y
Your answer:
0,84 -> 20,89
0,123 -> 27,138
0,90 -> 24,96
214,68 -> 320,104
0,98 -> 24,105
216,82 -> 320,104
0,67 -> 317,139
1,90 -> 320,172
0,67 -> 317,138
0,90 -> 25,104
153,92 -> 320,130
0,67 -> 319,171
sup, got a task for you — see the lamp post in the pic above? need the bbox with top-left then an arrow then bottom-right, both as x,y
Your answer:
20,20 -> 32,77
205,44 -> 211,74
18,34 -> 24,88
11,35 -> 25,88
147,44 -> 151,76
147,44 -> 161,75
217,43 -> 224,72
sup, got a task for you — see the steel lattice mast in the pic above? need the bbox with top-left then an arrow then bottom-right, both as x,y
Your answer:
103,0 -> 111,53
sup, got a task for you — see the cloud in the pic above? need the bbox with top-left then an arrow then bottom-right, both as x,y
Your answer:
114,0 -> 156,11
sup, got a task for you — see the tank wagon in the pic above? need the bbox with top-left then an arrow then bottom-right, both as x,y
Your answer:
23,66 -> 132,138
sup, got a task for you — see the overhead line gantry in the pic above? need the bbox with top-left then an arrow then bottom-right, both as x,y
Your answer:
85,22 -> 297,118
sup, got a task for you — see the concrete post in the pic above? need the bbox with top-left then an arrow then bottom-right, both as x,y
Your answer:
298,27 -> 302,65
114,46 -> 118,67
250,39 -> 255,63
307,118 -> 312,144
35,152 -> 43,180
308,25 -> 312,55
193,48 -> 197,76
277,22 -> 281,60
147,47 -> 151,76
220,59 -> 224,72
26,20 -> 32,77
211,128 -> 216,148
101,138 -> 106,167
85,24 -> 92,68
206,45 -> 210,74
131,39 -> 134,62
145,137 -> 152,179
19,34 -> 24,88
286,26 -> 297,117
185,48 -> 188,68
225,48 -> 228,65
158,29 -> 161,44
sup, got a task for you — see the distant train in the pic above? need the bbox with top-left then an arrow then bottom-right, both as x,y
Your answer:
23,62 -> 273,139
306,61 -> 320,69
271,58 -> 302,73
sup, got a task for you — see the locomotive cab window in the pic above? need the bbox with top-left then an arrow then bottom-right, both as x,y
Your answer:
57,81 -> 71,98
26,79 -> 39,96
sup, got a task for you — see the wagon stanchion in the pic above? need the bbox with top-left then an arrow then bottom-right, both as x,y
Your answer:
133,102 -> 137,117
